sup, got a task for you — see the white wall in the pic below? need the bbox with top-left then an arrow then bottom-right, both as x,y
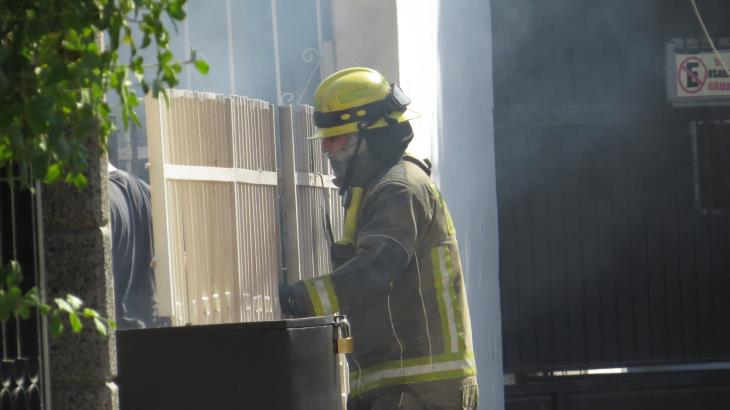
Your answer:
396,0 -> 440,164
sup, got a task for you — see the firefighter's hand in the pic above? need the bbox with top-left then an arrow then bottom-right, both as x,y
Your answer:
278,283 -> 298,316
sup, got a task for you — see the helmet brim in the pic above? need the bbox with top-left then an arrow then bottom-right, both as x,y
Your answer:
308,108 -> 421,140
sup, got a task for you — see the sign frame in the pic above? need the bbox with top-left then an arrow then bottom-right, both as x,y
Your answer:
666,41 -> 730,107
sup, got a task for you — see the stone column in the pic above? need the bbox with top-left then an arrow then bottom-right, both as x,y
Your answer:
41,137 -> 118,410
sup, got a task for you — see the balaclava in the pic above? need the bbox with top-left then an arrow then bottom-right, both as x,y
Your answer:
326,135 -> 368,187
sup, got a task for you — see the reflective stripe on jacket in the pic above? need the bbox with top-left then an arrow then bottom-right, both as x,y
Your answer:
291,156 -> 477,399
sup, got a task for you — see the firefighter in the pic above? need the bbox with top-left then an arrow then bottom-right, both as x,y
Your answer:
109,162 -> 157,329
280,67 -> 479,409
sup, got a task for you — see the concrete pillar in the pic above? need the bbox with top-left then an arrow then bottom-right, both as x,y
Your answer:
329,0 -> 437,161
330,0 -> 400,82
437,1 -> 504,409
42,137 -> 118,410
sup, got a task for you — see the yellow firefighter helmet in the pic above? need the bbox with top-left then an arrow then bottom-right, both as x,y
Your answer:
310,67 -> 420,139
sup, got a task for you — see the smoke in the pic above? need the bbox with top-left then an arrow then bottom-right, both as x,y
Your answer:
478,0 -> 730,383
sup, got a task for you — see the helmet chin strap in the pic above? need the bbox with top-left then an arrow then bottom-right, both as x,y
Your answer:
338,113 -> 399,204
329,132 -> 366,262
339,131 -> 366,201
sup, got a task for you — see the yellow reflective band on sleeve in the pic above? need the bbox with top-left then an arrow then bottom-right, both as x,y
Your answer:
431,246 -> 467,353
349,351 -> 476,397
432,246 -> 455,353
444,249 -> 466,352
444,205 -> 456,237
304,276 -> 340,316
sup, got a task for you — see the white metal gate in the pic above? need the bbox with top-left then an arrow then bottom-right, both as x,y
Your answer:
279,105 -> 343,285
147,91 -> 280,325
146,91 -> 342,326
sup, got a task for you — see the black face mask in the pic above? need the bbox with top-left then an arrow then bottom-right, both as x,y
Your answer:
359,122 -> 414,165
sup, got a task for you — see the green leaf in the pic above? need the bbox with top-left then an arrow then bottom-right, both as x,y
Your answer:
5,261 -> 22,287
159,50 -> 173,68
83,308 -> 99,319
194,59 -> 209,74
68,312 -> 83,333
66,294 -> 83,310
63,29 -> 83,51
123,32 -> 133,46
163,65 -> 177,86
109,16 -> 122,49
85,41 -> 99,54
50,310 -> 64,337
151,78 -> 161,96
130,108 -> 141,127
16,303 -> 30,320
157,29 -> 169,48
71,172 -> 88,187
24,288 -> 41,305
55,298 -> 73,313
131,56 -> 144,74
141,33 -> 151,48
94,317 -> 108,337
26,96 -> 53,134
168,1 -> 187,20
43,163 -> 61,183
127,90 -> 139,107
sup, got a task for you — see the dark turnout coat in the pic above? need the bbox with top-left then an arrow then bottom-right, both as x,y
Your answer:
109,167 -> 157,328
290,154 -> 478,405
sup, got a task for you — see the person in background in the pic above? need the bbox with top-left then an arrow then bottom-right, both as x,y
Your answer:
280,67 -> 479,409
109,162 -> 157,329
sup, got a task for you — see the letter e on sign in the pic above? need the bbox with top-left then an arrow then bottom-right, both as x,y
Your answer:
678,56 -> 708,95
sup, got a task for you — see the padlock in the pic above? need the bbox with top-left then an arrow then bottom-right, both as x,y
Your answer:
335,316 -> 354,354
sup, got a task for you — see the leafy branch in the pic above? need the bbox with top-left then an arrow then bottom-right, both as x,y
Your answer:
0,0 -> 208,188
1,261 -> 115,337
1,0 -> 203,338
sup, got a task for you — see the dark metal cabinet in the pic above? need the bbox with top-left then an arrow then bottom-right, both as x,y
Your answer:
117,316 -> 344,410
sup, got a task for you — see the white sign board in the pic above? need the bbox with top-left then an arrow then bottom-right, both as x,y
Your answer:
675,51 -> 730,97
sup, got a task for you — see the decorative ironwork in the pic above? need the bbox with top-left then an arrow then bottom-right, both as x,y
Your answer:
280,48 -> 322,106
0,171 -> 45,410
